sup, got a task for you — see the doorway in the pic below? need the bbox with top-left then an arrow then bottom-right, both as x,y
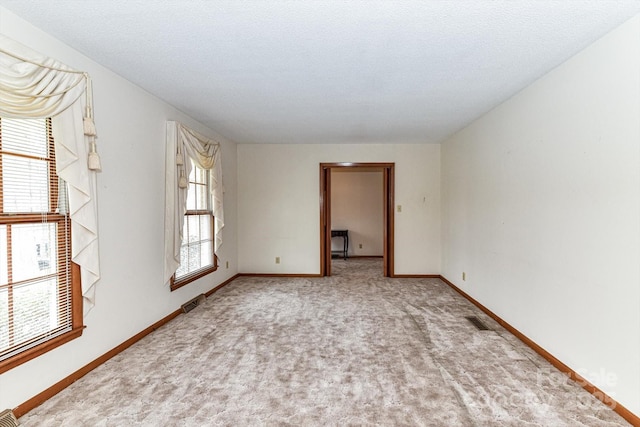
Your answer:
319,163 -> 394,277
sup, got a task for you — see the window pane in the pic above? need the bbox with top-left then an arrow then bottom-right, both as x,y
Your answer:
186,215 -> 201,243
186,242 -> 201,273
176,240 -> 214,278
2,154 -> 49,213
176,213 -> 214,279
175,161 -> 215,284
193,166 -> 207,184
13,277 -> 58,343
175,248 -> 188,277
194,183 -> 207,210
11,223 -> 57,283
199,214 -> 212,237
0,118 -> 48,158
200,240 -> 213,267
175,241 -> 200,278
186,181 -> 196,210
0,117 -> 79,370
186,183 -> 207,211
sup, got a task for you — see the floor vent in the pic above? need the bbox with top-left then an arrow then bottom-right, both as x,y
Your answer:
466,316 -> 490,331
0,409 -> 19,427
181,294 -> 205,314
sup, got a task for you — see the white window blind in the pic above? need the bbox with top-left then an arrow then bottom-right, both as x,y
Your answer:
0,117 -> 74,362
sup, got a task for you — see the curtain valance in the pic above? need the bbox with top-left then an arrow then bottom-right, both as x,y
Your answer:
164,121 -> 224,285
0,35 -> 101,312
0,39 -> 85,117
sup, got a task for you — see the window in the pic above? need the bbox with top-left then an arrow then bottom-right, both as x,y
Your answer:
0,117 -> 82,374
171,160 -> 217,290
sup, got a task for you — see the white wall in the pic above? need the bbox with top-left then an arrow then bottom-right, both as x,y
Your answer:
331,170 -> 384,257
441,15 -> 640,415
0,7 -> 238,410
238,144 -> 440,274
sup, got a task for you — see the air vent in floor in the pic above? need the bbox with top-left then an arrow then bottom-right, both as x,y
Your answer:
0,409 -> 19,427
181,294 -> 205,313
466,316 -> 490,331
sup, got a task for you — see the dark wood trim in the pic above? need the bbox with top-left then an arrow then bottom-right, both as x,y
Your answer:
0,117 -> 4,210
71,262 -> 83,330
13,308 -> 182,418
439,275 -> 640,427
0,117 -> 81,374
385,166 -> 394,277
15,271 -> 637,425
319,165 -> 331,276
345,255 -> 383,259
238,273 -> 323,278
204,274 -> 240,297
0,213 -> 69,224
393,274 -> 440,278
171,263 -> 218,291
170,209 -> 218,291
15,273 -> 243,418
0,265 -> 83,375
319,162 -> 396,168
320,163 -> 395,278
46,118 -> 57,213
615,405 -> 640,427
14,272 -> 242,418
0,328 -> 84,376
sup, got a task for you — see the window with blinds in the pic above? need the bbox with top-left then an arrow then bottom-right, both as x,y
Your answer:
0,117 -> 82,373
172,160 -> 217,290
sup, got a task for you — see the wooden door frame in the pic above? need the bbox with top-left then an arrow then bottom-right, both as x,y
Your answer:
319,162 -> 395,277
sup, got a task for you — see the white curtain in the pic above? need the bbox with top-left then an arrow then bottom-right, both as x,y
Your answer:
0,35 -> 101,312
164,121 -> 224,285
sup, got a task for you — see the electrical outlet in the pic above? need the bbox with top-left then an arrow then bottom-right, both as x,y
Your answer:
359,244 -> 362,249
275,257 -> 280,264
462,272 -> 466,281
226,261 -> 229,269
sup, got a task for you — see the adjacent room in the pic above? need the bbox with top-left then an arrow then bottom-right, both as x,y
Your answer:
0,1 -> 639,425
331,168 -> 384,262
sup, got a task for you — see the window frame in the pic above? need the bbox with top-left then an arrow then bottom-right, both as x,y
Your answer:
170,161 -> 218,291
0,117 -> 83,374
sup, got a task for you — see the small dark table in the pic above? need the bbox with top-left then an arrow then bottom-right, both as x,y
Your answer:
331,229 -> 349,260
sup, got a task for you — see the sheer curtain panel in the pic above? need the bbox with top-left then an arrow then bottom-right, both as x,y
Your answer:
0,35 -> 101,312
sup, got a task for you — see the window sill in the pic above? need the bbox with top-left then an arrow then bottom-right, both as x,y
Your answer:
171,265 -> 218,291
0,326 -> 85,374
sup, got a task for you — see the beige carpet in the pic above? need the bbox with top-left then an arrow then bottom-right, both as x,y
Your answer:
19,258 -> 629,426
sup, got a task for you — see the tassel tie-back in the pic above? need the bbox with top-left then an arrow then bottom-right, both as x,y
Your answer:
176,152 -> 184,166
176,143 -> 187,187
83,74 -> 101,171
0,35 -> 102,312
0,43 -> 102,172
178,170 -> 188,188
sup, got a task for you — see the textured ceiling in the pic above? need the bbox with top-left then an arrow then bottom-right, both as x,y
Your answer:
1,1 -> 639,144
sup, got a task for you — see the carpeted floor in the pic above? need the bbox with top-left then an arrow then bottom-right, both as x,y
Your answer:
19,258 -> 629,426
